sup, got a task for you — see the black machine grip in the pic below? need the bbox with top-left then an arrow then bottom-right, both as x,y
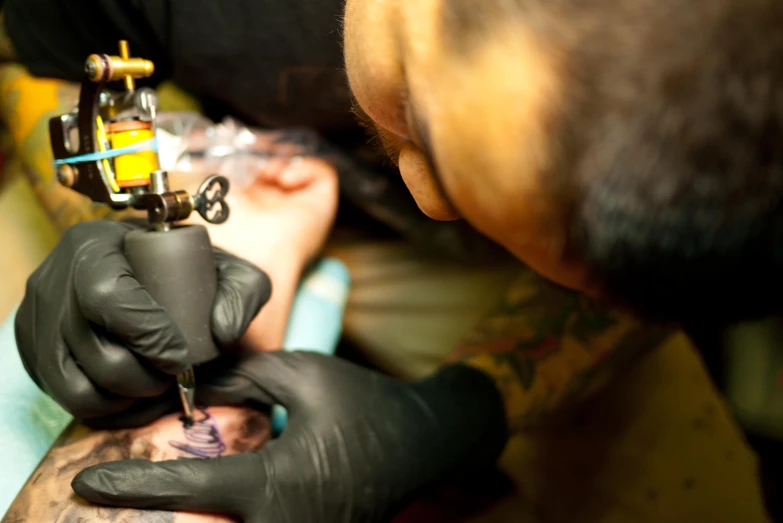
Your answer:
124,225 -> 220,366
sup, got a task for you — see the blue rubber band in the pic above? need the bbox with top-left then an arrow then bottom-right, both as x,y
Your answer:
53,138 -> 158,166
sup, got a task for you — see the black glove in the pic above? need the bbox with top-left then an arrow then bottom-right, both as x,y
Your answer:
15,220 -> 271,427
71,351 -> 509,523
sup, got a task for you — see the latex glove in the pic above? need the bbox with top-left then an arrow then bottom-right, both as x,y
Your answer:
15,220 -> 271,428
71,351 -> 509,523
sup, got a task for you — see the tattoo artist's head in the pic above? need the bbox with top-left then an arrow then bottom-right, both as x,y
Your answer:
344,0 -> 783,324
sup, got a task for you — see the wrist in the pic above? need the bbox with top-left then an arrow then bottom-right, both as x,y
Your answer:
203,220 -> 308,271
250,241 -> 307,283
238,245 -> 306,352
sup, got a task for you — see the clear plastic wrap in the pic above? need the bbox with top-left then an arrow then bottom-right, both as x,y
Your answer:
153,111 -> 510,263
155,112 -> 323,189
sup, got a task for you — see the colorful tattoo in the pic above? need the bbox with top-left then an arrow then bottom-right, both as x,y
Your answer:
448,268 -> 674,432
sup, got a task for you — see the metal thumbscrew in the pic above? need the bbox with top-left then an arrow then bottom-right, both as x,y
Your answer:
195,175 -> 230,225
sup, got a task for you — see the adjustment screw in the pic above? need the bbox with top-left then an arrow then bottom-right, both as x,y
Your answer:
56,165 -> 76,187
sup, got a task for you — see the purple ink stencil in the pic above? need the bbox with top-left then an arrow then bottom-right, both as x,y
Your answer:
169,409 -> 227,459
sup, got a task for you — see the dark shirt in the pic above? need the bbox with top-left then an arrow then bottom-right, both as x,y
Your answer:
4,0 -> 355,131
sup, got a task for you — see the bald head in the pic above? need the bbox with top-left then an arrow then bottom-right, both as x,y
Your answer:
345,0 -> 783,323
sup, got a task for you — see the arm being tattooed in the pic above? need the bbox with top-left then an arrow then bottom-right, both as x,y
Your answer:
1,407 -> 269,523
448,268 -> 674,433
0,62 -> 133,230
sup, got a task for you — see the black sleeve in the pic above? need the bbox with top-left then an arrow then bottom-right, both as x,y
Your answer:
3,0 -> 171,84
3,0 -> 352,130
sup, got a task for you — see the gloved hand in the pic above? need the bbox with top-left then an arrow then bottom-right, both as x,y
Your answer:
15,220 -> 271,428
71,351 -> 509,523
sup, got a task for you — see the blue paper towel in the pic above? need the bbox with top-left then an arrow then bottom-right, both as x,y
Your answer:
0,257 -> 349,517
273,258 -> 350,433
0,307 -> 73,516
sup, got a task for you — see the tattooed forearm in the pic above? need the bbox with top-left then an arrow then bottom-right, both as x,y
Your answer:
448,268 -> 674,432
1,422 -> 174,523
1,407 -> 269,523
0,63 -> 134,230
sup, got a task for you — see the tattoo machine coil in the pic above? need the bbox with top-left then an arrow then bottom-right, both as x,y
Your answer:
48,40 -> 231,426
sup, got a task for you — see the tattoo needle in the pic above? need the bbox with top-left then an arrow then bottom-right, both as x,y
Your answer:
177,366 -> 196,427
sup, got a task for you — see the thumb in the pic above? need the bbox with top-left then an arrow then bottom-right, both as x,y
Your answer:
196,351 -> 309,410
210,249 -> 272,346
72,454 -> 265,518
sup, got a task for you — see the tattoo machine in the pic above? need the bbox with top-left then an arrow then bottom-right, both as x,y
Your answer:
48,41 -> 230,426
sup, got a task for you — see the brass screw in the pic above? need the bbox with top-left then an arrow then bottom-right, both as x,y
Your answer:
56,165 -> 77,187
119,40 -> 135,91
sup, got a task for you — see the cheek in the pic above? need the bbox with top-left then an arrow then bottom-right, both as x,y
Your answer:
343,0 -> 407,137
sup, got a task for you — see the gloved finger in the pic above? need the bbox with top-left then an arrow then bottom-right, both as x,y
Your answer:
211,250 -> 272,347
38,338 -> 136,419
193,355 -> 276,408
64,318 -> 171,398
196,351 -> 313,410
13,304 -> 46,392
72,453 -> 266,518
73,249 -> 189,375
83,393 -> 179,430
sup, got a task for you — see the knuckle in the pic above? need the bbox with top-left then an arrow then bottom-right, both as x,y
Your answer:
32,277 -> 52,308
64,379 -> 108,417
76,275 -> 118,315
13,306 -> 32,347
211,247 -> 231,265
157,346 -> 189,373
60,221 -> 100,247
99,349 -> 137,379
137,329 -> 188,373
61,221 -> 128,256
243,264 -> 272,303
24,264 -> 44,296
27,268 -> 64,318
232,257 -> 267,283
25,255 -> 55,301
59,222 -> 88,246
25,274 -> 39,301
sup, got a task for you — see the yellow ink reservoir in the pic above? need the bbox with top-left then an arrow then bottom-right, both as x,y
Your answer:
106,120 -> 159,188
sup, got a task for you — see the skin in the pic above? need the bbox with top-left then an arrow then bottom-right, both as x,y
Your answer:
1,407 -> 269,523
344,0 -> 593,293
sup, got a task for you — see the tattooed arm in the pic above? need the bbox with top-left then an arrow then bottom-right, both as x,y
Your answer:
448,268 -> 674,433
1,407 -> 270,523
